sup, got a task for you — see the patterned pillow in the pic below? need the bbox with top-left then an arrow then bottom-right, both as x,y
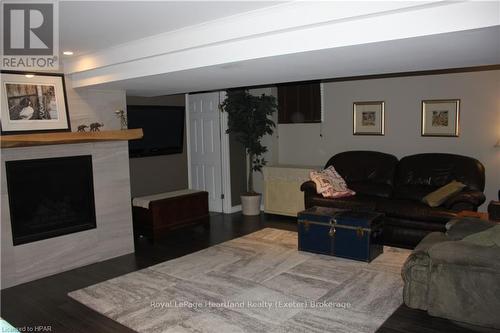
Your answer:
310,166 -> 356,198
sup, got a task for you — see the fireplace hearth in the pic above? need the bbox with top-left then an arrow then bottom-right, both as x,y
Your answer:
5,155 -> 97,245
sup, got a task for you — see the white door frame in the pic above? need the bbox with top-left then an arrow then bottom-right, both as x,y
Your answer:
185,94 -> 192,188
218,91 -> 233,214
185,92 -> 232,214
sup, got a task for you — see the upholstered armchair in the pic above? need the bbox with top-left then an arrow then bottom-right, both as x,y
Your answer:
402,218 -> 500,329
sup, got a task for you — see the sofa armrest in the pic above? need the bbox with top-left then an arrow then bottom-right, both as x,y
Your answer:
443,190 -> 486,210
428,241 -> 500,268
414,232 -> 449,253
300,181 -> 317,193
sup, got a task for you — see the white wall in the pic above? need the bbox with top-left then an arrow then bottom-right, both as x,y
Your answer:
277,70 -> 500,209
66,79 -> 125,131
247,87 -> 279,196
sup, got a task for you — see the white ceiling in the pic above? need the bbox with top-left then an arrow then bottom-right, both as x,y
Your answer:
60,1 -> 282,56
61,1 -> 500,96
84,26 -> 500,96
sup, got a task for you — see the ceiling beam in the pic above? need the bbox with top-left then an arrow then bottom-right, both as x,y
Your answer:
66,1 -> 500,89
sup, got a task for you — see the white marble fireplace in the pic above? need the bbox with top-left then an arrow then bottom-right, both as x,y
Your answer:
1,141 -> 135,289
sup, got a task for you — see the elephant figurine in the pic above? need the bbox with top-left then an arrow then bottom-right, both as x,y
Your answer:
77,125 -> 88,132
89,122 -> 104,132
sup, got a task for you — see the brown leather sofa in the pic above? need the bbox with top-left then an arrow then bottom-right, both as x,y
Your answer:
301,151 -> 486,248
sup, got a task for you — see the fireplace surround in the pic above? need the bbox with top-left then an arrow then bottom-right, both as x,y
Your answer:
1,141 -> 135,289
5,155 -> 97,246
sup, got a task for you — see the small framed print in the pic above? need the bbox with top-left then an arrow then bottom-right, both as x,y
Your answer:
353,101 -> 385,135
1,71 -> 71,135
421,99 -> 459,137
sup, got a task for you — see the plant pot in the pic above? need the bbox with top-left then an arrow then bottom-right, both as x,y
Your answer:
241,193 -> 262,216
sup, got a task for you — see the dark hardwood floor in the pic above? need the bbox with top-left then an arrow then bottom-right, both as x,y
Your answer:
1,212 -> 495,333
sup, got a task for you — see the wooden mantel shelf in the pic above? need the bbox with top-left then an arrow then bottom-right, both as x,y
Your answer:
0,128 -> 143,148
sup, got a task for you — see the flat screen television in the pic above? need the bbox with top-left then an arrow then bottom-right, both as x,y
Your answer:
127,105 -> 185,157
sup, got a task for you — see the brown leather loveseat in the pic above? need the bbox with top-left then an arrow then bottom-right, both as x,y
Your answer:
301,151 -> 486,248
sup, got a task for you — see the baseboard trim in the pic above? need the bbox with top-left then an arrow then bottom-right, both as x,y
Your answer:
231,205 -> 242,213
230,204 -> 265,213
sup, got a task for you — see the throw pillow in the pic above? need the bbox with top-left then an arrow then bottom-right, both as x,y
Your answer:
310,166 -> 355,198
462,225 -> 500,247
422,180 -> 466,208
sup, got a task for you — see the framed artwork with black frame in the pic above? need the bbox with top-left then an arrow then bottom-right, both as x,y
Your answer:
353,101 -> 385,135
421,99 -> 460,137
0,71 -> 71,135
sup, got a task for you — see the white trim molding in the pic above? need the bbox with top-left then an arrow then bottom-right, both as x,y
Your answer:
185,93 -> 192,189
219,91 -> 233,214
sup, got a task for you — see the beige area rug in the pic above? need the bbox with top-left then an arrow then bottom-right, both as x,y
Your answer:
69,228 -> 411,333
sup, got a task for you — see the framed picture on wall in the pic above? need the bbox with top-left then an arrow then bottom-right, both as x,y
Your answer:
421,99 -> 459,137
0,71 -> 71,135
353,101 -> 385,135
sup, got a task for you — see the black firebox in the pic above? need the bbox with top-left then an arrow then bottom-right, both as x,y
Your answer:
5,155 -> 97,246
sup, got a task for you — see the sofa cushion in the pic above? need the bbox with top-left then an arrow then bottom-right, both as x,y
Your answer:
462,225 -> 500,247
395,153 -> 485,192
376,198 -> 457,223
394,185 -> 437,202
325,151 -> 398,188
306,193 -> 377,211
428,241 -> 500,268
445,218 -> 497,240
383,217 -> 448,234
349,181 -> 393,198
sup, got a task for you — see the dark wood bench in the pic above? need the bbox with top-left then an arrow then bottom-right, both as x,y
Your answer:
132,189 -> 209,240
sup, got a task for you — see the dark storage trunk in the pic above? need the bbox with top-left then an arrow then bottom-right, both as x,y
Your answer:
298,206 -> 384,262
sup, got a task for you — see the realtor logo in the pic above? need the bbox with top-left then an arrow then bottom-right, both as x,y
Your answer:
4,3 -> 53,55
2,1 -> 59,70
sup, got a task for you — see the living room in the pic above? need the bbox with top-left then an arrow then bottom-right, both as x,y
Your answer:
1,1 -> 499,333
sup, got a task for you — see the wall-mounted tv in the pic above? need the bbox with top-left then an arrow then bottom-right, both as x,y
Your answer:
127,105 -> 185,158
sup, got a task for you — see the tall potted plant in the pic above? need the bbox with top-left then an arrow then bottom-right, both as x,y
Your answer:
222,90 -> 277,215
